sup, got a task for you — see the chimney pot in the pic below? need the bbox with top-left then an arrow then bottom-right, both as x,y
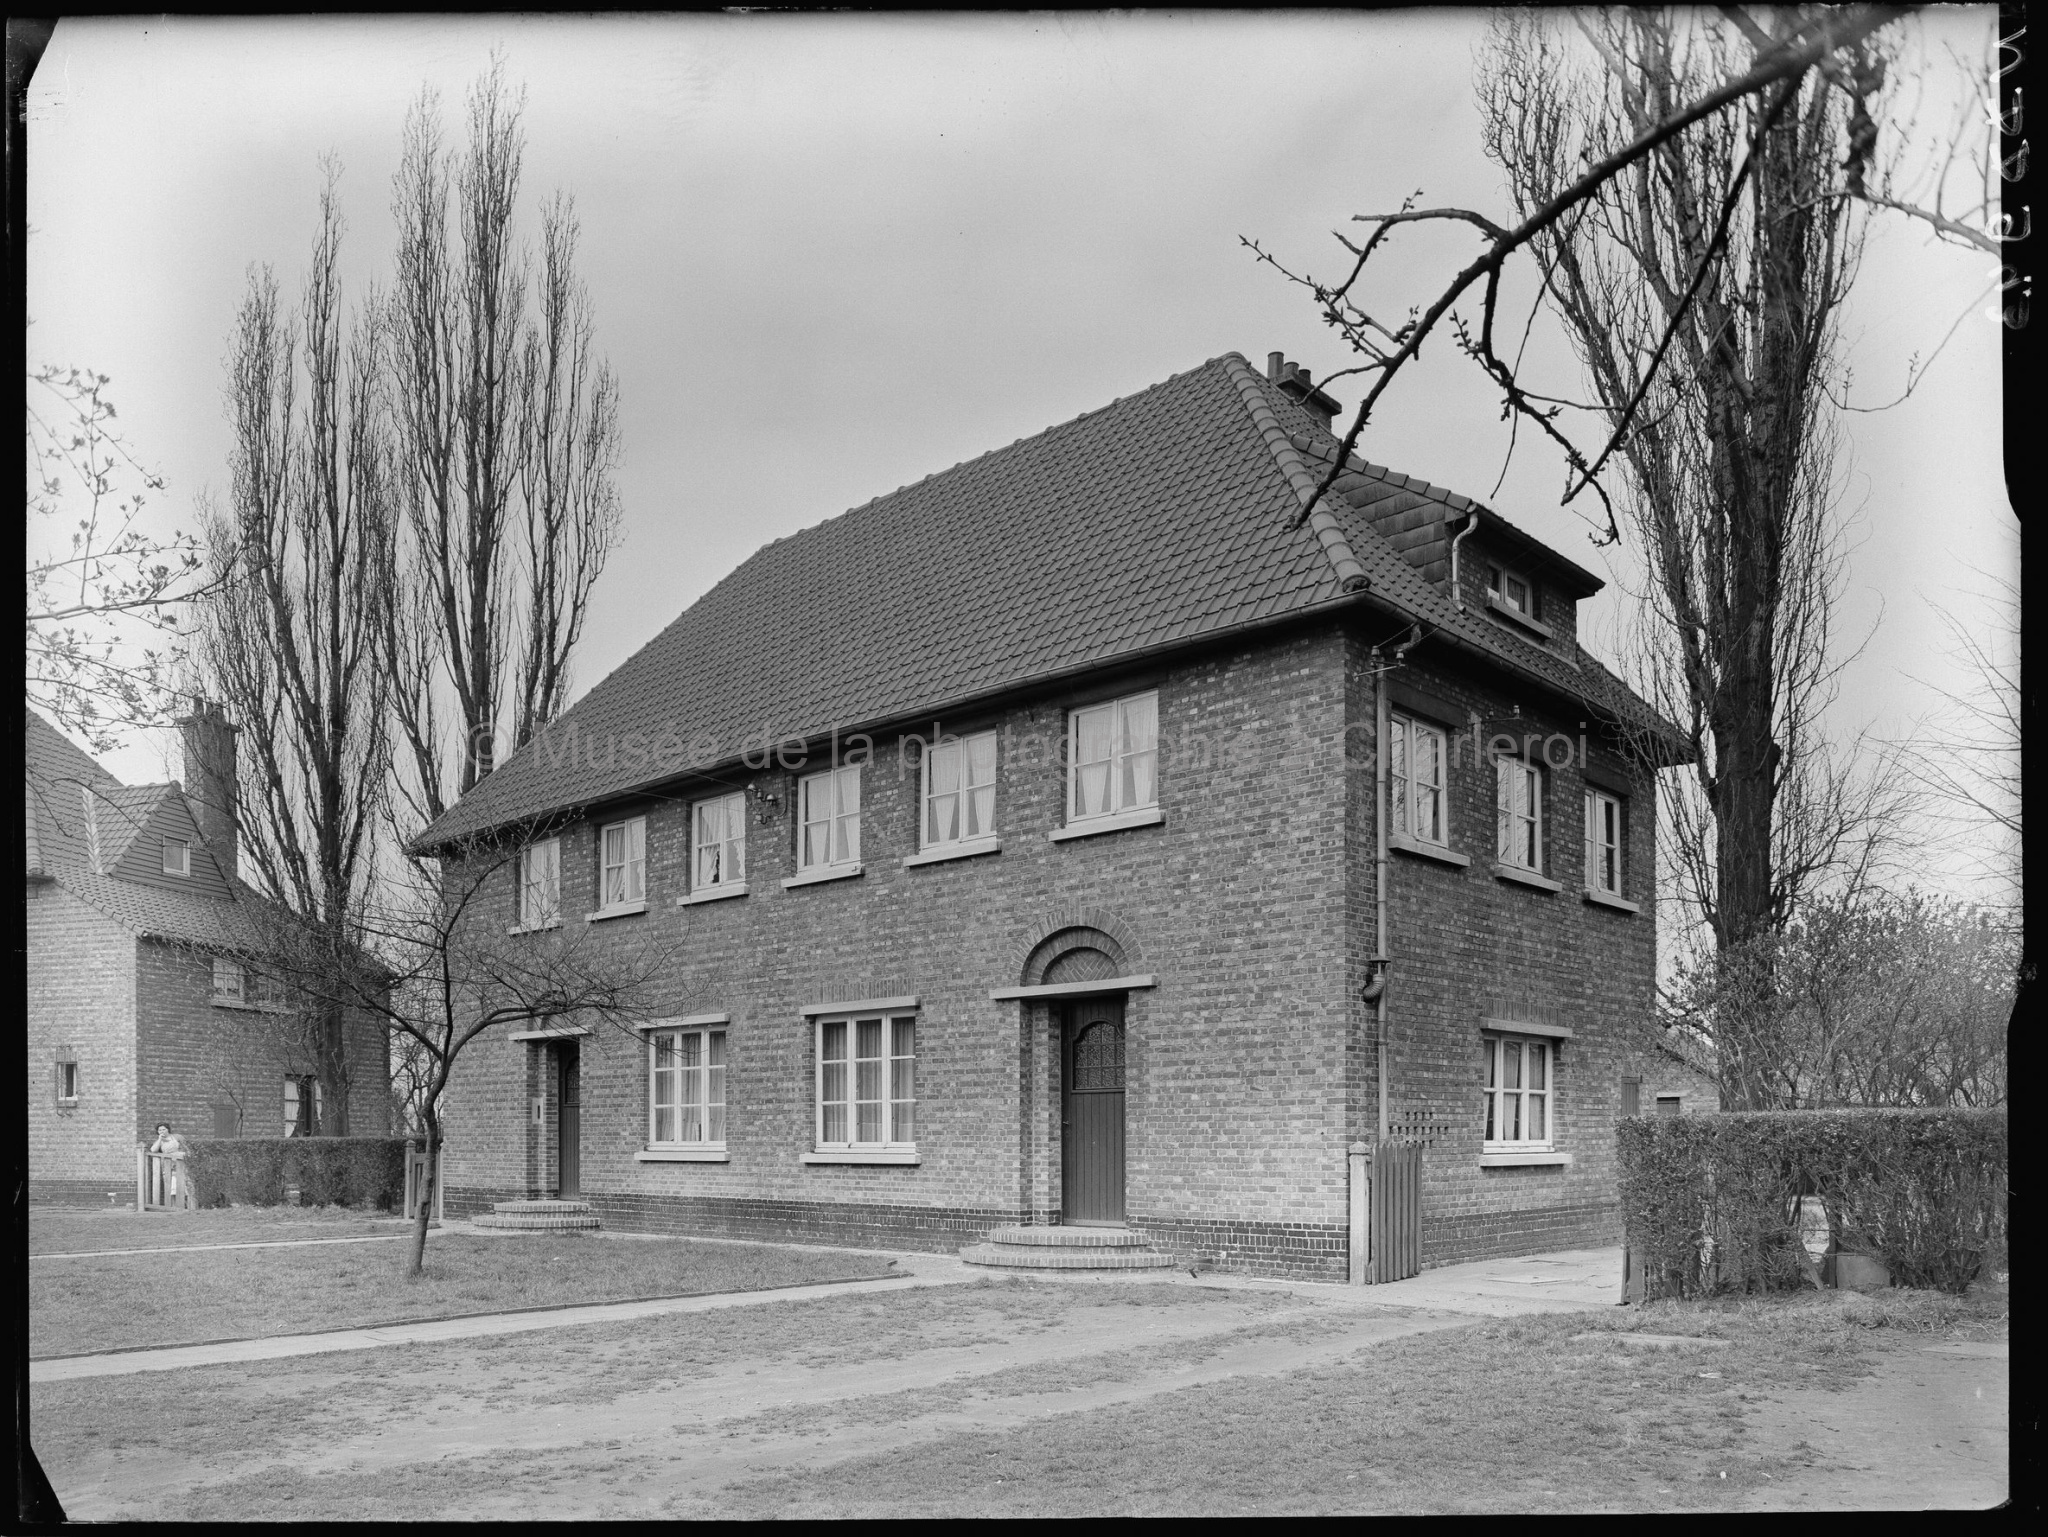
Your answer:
1267,351 -> 1285,383
176,701 -> 240,881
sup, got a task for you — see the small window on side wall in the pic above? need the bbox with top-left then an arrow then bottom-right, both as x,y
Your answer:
1656,1094 -> 1683,1117
55,1059 -> 79,1104
1584,788 -> 1623,894
1482,1035 -> 1552,1150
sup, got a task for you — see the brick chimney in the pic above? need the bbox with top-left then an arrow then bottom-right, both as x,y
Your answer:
177,701 -> 240,880
1266,351 -> 1341,429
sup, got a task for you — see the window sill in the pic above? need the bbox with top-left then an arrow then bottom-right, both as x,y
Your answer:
903,836 -> 1001,868
679,883 -> 749,906
1491,863 -> 1562,893
801,1149 -> 921,1165
211,1000 -> 294,1014
636,1147 -> 730,1163
1049,806 -> 1164,842
1583,889 -> 1641,914
1486,596 -> 1555,639
1391,834 -> 1470,868
782,864 -> 864,890
507,921 -> 564,935
1479,1150 -> 1573,1168
586,900 -> 648,923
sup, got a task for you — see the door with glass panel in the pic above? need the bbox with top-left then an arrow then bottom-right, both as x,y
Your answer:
1062,999 -> 1127,1225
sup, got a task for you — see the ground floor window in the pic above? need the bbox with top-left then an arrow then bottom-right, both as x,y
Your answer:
1656,1094 -> 1683,1116
1482,1035 -> 1552,1149
816,1013 -> 916,1149
54,1058 -> 78,1104
649,1026 -> 726,1146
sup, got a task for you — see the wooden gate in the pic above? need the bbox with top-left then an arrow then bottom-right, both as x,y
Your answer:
404,1143 -> 444,1220
1370,1138 -> 1422,1283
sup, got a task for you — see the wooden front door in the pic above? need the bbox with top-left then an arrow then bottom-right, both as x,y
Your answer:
1062,998 -> 1126,1225
555,1041 -> 581,1198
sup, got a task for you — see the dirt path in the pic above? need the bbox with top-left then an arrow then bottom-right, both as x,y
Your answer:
1729,1340 -> 2008,1510
46,1294 -> 1465,1520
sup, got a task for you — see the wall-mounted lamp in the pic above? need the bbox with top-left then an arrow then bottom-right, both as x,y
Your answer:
744,781 -> 783,827
1360,955 -> 1390,1004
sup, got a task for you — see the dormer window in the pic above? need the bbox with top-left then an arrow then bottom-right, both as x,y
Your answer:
1486,564 -> 1536,621
161,837 -> 191,877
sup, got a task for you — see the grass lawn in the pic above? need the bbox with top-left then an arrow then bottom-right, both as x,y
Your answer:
31,1226 -> 897,1358
31,1205 -> 404,1255
701,1281 -> 2010,1518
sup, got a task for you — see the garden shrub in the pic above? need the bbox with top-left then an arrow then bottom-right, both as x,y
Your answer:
184,1138 -> 406,1211
1617,1108 -> 2006,1299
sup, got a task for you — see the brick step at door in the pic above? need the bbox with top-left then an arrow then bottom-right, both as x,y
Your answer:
472,1198 -> 602,1232
960,1225 -> 1176,1271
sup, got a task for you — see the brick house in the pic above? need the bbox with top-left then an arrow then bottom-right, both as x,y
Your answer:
25,708 -> 390,1204
412,351 -> 1713,1278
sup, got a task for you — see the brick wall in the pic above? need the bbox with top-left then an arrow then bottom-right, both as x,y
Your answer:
26,882 -> 138,1200
1357,640 -> 1669,1269
133,939 -> 392,1146
444,624 -> 1355,1271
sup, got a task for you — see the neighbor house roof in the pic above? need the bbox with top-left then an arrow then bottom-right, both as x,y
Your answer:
413,353 -> 1683,851
26,709 -> 270,952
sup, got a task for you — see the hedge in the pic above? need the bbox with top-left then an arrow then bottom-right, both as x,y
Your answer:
1617,1108 -> 2007,1298
183,1138 -> 407,1211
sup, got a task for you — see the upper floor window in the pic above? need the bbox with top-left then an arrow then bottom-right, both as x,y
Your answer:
55,1059 -> 78,1104
598,817 -> 647,912
1584,789 -> 1622,895
649,1024 -> 726,1148
924,731 -> 998,849
816,1012 -> 916,1150
1069,690 -> 1158,824
1392,713 -> 1448,846
692,793 -> 746,891
1486,563 -> 1538,622
1496,758 -> 1544,872
799,764 -> 862,872
213,959 -> 288,1009
518,838 -> 562,929
1483,1034 -> 1552,1149
161,837 -> 191,877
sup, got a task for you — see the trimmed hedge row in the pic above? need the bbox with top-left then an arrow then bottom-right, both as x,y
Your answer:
183,1138 -> 407,1211
1617,1108 -> 2007,1298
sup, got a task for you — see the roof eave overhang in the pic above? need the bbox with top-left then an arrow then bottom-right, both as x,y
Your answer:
405,582 -> 1399,857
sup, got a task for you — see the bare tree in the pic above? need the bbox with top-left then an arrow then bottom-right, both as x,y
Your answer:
25,365 -> 214,749
260,835 -> 669,1275
384,57 -> 623,828
196,166 -> 396,1133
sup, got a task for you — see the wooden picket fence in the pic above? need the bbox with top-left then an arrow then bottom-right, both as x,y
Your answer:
135,1146 -> 193,1211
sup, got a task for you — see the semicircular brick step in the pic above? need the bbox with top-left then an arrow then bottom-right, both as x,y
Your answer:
960,1225 -> 1176,1271
472,1199 -> 602,1232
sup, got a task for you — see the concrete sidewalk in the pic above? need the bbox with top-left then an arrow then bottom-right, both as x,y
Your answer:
32,1261 -> 975,1383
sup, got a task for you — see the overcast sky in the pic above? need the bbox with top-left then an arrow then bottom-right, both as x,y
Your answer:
27,11 -> 2011,897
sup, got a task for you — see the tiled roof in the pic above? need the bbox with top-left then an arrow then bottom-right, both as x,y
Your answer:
25,708 -> 287,955
414,354 -> 1681,850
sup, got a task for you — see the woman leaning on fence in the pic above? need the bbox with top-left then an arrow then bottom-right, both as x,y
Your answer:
147,1122 -> 193,1210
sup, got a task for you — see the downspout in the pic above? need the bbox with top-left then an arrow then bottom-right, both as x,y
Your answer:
1366,625 -> 1425,1147
1448,510 -> 1481,609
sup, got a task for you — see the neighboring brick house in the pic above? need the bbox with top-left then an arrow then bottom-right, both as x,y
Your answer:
25,708 -> 390,1204
412,350 -> 1705,1277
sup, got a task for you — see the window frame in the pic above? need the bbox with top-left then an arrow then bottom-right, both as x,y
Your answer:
283,1075 -> 322,1138
1066,689 -> 1160,826
690,792 -> 748,895
55,1058 -> 79,1105
161,837 -> 191,877
516,838 -> 563,931
595,816 -> 648,915
1391,712 -> 1450,848
812,1012 -> 918,1153
1482,1033 -> 1555,1152
1495,756 -> 1545,872
646,1024 -> 727,1150
920,730 -> 1000,852
796,763 -> 863,874
1584,787 -> 1623,895
1486,562 -> 1538,621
